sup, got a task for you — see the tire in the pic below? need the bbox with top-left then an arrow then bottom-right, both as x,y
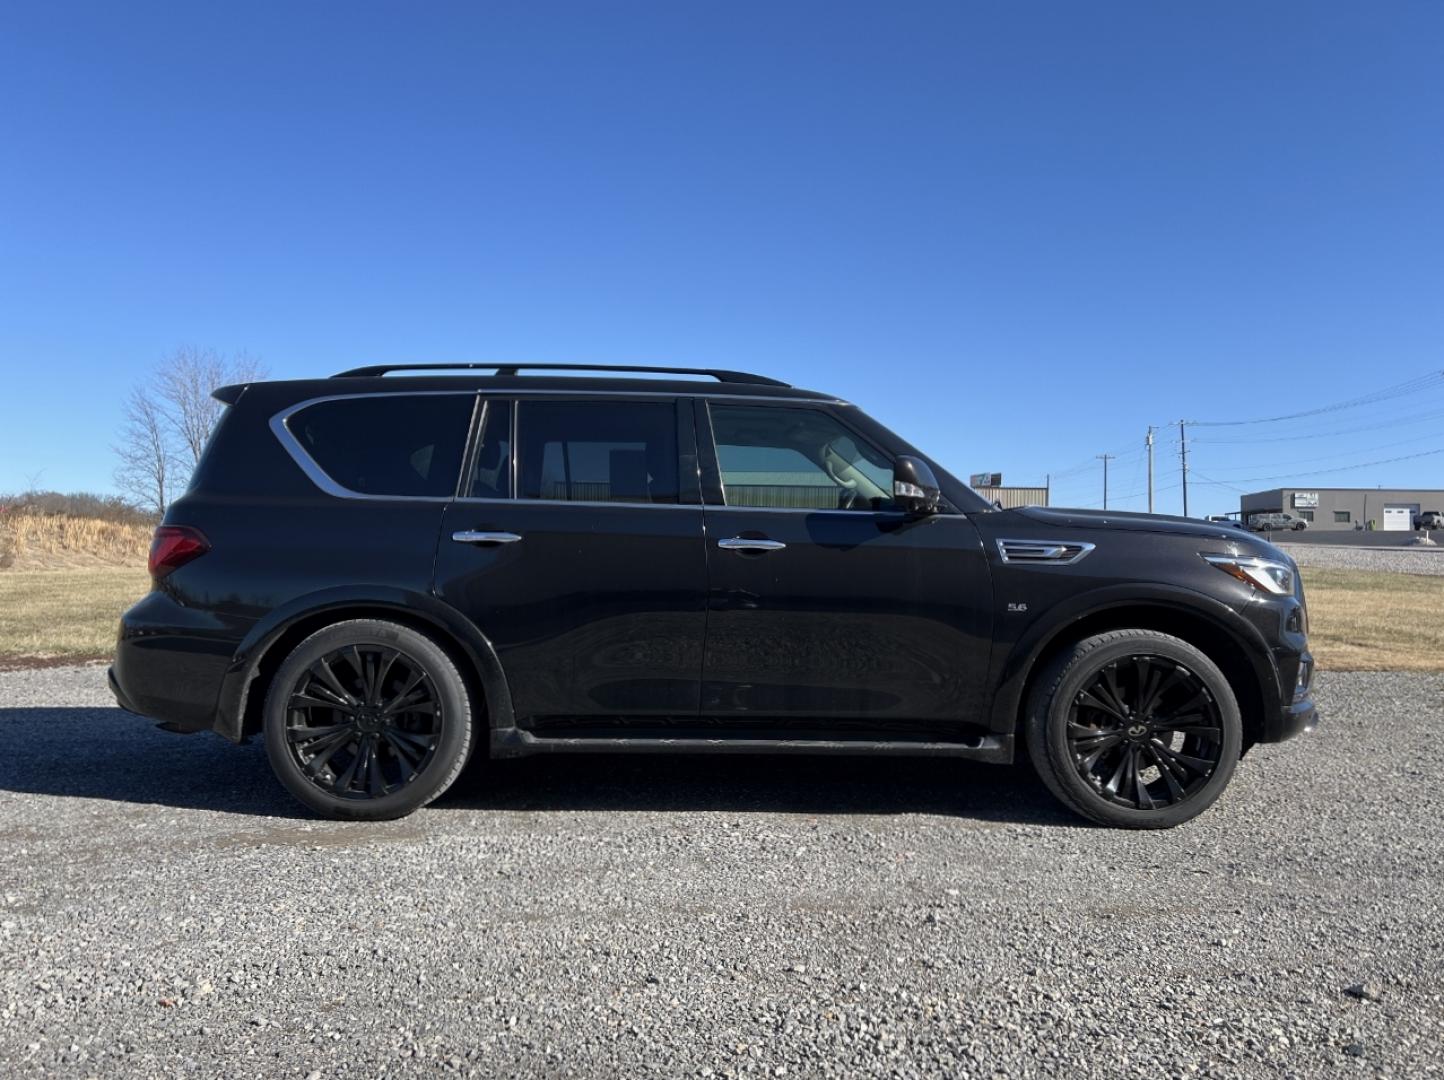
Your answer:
263,619 -> 474,820
1025,630 -> 1243,829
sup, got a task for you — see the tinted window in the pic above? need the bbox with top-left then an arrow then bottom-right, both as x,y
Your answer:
709,405 -> 894,511
464,398 -> 512,499
518,401 -> 679,504
291,394 -> 474,498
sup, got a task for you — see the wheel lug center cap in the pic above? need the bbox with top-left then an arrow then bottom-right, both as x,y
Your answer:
355,707 -> 383,733
1127,722 -> 1148,739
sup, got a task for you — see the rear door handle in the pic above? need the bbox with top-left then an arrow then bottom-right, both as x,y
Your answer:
452,530 -> 523,545
717,536 -> 786,553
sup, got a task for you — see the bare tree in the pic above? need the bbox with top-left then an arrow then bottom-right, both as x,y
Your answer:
157,346 -> 268,466
113,387 -> 174,515
112,346 -> 268,513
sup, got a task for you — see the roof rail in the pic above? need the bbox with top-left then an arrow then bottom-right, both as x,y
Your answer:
331,362 -> 790,387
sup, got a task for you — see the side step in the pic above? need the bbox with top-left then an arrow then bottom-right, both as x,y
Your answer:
491,728 -> 1014,764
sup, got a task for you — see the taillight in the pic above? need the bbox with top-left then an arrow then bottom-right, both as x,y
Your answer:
149,525 -> 210,579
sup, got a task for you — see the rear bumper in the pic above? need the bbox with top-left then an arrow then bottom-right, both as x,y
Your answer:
109,590 -> 239,735
106,665 -> 137,714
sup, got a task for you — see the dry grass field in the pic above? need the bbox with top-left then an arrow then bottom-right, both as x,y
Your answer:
0,567 -> 150,665
1300,567 -> 1444,672
0,510 -> 151,570
0,513 -> 1440,672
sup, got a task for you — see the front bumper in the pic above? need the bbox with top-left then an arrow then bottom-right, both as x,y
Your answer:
1271,691 -> 1318,742
1262,650 -> 1318,743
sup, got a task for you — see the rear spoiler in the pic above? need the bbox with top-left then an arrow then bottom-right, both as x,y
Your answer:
212,383 -> 248,406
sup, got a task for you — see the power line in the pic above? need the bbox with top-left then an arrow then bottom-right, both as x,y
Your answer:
1193,403 -> 1444,445
1185,370 -> 1444,428
1195,431 -> 1444,475
1198,446 -> 1444,486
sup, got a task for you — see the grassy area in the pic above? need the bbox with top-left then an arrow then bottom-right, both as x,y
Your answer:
0,562 -> 1440,673
0,510 -> 151,570
0,568 -> 150,664
1299,567 -> 1444,672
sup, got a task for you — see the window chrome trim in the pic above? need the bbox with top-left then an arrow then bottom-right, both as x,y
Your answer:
270,391 -> 479,502
453,496 -> 700,511
272,389 -> 847,503
995,538 -> 1097,565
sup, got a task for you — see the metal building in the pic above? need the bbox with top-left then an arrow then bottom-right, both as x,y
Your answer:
1239,487 -> 1444,531
976,485 -> 1049,509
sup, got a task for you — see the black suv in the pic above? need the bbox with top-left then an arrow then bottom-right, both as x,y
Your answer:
110,364 -> 1317,828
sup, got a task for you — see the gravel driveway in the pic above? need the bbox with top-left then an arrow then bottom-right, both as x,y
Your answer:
3,665 -> 1442,1078
1277,542 -> 1444,576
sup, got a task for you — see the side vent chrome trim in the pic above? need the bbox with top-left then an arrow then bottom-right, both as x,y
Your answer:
996,539 -> 1096,565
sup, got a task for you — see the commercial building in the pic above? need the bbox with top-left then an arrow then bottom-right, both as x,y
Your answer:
1239,487 -> 1444,531
975,484 -> 1049,509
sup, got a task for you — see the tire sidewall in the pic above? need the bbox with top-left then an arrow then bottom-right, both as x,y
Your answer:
263,620 -> 473,820
1030,633 -> 1243,829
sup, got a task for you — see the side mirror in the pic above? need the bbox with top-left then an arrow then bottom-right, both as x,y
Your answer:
893,455 -> 941,514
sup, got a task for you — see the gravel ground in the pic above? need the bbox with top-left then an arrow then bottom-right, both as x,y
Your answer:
1277,542 -> 1444,576
3,666 -> 1443,1078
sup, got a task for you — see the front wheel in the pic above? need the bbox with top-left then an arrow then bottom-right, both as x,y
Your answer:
1025,630 -> 1242,829
263,619 -> 474,820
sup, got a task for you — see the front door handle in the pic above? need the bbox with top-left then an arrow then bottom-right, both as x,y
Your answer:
718,536 -> 786,553
452,530 -> 523,545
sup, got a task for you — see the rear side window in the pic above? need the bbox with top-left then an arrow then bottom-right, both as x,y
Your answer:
464,398 -> 513,499
517,401 -> 678,504
289,394 -> 474,498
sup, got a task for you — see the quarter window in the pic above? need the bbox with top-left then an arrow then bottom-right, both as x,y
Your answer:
290,394 -> 474,498
708,405 -> 894,511
517,401 -> 679,504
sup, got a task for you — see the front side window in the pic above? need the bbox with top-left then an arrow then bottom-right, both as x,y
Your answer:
290,394 -> 474,498
709,405 -> 894,511
517,401 -> 679,504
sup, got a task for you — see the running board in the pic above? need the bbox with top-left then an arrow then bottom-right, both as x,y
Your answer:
490,728 -> 1014,764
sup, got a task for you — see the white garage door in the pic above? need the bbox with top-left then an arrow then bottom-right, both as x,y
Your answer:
1382,506 -> 1412,531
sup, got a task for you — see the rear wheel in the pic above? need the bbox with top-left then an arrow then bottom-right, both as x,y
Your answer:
1025,630 -> 1242,829
263,619 -> 474,820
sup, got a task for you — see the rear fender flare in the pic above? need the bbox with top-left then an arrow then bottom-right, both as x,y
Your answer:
216,586 -> 514,742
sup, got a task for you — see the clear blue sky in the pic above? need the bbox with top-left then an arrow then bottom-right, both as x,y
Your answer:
2,2 -> 1441,516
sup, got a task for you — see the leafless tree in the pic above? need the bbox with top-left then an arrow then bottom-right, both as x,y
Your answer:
157,346 -> 268,466
112,346 -> 268,513
113,387 -> 174,515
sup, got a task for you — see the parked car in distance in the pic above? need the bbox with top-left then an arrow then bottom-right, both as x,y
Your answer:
1247,512 -> 1308,532
1205,515 -> 1249,531
110,363 -> 1317,829
1415,510 -> 1443,531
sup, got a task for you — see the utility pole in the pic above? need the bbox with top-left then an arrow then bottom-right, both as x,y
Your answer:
1146,426 -> 1156,514
1097,454 -> 1115,509
1044,473 -> 1051,507
1178,421 -> 1190,517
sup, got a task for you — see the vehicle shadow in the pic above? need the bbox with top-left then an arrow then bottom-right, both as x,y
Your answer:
0,706 -> 1078,826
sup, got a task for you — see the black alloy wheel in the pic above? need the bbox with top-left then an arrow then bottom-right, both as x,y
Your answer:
282,645 -> 444,799
1026,629 -> 1242,829
263,620 -> 474,820
1065,655 -> 1224,811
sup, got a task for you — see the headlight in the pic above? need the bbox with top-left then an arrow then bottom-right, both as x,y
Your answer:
1201,553 -> 1295,596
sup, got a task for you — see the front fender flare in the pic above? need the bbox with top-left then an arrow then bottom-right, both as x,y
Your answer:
986,582 -> 1281,735
214,586 -> 514,742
